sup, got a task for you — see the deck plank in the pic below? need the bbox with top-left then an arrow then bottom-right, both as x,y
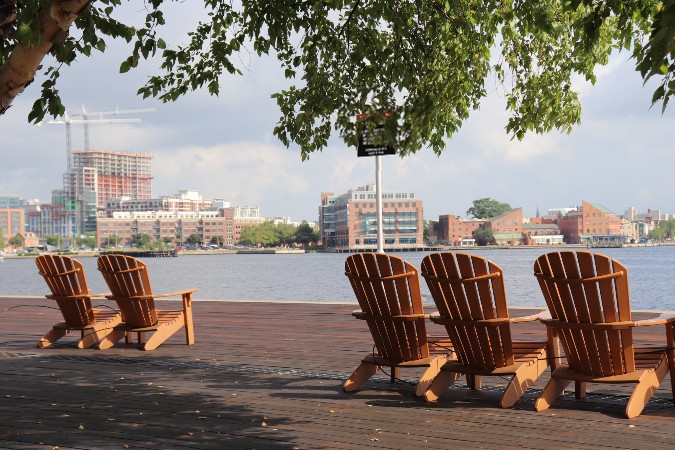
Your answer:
0,296 -> 673,449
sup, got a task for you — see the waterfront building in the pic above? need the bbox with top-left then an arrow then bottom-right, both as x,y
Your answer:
558,201 -> 624,244
623,206 -> 670,239
481,208 -> 524,245
96,204 -> 264,247
0,207 -> 23,246
106,190 -> 212,217
522,223 -> 564,245
0,195 -> 21,209
97,209 -> 235,247
62,149 -> 153,234
25,204 -> 77,240
319,185 -> 423,249
429,215 -> 484,246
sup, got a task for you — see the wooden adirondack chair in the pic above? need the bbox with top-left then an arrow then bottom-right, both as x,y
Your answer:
421,252 -> 552,407
533,251 -> 675,418
96,254 -> 198,351
35,254 -> 122,349
343,253 -> 451,396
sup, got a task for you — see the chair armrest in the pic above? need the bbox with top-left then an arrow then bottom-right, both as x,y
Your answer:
511,310 -> 548,323
633,311 -> 675,327
153,288 -> 199,299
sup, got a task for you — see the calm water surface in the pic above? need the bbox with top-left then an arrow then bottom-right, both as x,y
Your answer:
2,247 -> 675,310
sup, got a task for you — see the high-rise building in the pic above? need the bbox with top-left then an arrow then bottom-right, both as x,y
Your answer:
62,150 -> 153,233
319,185 -> 424,249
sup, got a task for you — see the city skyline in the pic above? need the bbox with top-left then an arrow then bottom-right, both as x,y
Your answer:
1,5 -> 675,223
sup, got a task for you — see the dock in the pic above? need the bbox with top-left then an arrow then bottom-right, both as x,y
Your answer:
0,297 -> 673,449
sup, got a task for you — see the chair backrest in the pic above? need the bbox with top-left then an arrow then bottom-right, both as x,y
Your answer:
97,254 -> 158,327
35,254 -> 94,326
534,251 -> 635,377
421,252 -> 514,370
345,253 -> 430,363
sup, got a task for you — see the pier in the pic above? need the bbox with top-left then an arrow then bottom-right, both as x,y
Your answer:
0,297 -> 673,448
100,249 -> 177,258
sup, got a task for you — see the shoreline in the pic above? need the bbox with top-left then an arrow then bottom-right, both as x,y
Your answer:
0,241 -> 667,259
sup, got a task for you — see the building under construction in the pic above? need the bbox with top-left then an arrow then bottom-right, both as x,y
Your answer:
63,150 -> 153,233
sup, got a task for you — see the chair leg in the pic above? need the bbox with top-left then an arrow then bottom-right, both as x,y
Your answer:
666,323 -> 675,404
97,329 -> 128,350
575,381 -> 587,399
343,362 -> 379,392
77,327 -> 108,349
183,293 -> 195,345
414,356 -> 446,397
143,320 -> 184,351
500,360 -> 547,408
625,362 -> 669,419
423,370 -> 461,403
391,367 -> 401,383
37,328 -> 69,348
466,374 -> 482,389
535,377 -> 570,412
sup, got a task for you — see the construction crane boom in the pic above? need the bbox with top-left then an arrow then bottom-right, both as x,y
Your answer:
47,105 -> 154,166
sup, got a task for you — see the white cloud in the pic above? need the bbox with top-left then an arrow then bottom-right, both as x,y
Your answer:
2,3 -> 675,224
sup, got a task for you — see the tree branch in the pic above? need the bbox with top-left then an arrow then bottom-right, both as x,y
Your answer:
0,0 -> 92,115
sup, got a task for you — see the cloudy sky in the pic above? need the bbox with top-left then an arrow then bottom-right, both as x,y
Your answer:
1,5 -> 674,223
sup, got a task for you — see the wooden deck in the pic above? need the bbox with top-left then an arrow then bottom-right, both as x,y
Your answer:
0,296 -> 673,449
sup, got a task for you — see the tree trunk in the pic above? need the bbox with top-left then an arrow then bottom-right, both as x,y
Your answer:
0,0 -> 92,116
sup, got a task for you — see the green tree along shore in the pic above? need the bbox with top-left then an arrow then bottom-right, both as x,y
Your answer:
467,198 -> 513,220
238,221 -> 319,248
1,1 -> 673,158
105,221 -> 319,250
650,218 -> 675,241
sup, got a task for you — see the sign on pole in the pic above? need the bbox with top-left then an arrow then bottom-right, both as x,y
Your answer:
356,113 -> 395,157
356,113 -> 395,253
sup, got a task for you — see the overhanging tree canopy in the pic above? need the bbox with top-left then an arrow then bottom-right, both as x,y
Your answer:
1,0 -> 673,159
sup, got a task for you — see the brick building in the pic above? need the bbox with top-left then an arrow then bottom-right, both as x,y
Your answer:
430,215 -> 484,246
97,209 -> 235,247
319,185 -> 423,249
0,208 -> 23,246
558,201 -> 623,244
96,206 -> 264,248
481,208 -> 524,245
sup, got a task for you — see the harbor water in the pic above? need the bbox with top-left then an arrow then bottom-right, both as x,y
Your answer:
2,247 -> 675,310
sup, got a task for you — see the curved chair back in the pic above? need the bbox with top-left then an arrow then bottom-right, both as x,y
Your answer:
97,254 -> 158,327
36,254 -> 94,326
534,251 -> 635,377
345,253 -> 430,363
421,252 -> 514,370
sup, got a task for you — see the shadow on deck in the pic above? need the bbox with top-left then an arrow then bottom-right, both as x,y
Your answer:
0,297 -> 673,449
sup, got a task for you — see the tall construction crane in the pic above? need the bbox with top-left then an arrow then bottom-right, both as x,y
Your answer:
47,106 -> 155,167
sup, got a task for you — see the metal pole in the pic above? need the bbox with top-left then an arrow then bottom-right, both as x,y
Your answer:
376,155 -> 384,253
